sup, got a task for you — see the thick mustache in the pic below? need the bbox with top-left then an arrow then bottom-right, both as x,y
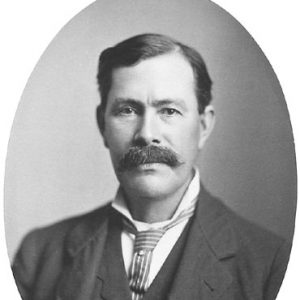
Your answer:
118,145 -> 183,172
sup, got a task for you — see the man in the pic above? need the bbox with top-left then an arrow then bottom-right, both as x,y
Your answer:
12,34 -> 290,300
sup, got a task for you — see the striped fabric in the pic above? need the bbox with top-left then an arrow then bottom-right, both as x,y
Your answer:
123,198 -> 197,300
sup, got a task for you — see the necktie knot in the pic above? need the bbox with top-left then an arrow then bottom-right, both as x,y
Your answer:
134,229 -> 165,252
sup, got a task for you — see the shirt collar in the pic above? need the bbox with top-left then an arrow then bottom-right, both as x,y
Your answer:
111,169 -> 200,231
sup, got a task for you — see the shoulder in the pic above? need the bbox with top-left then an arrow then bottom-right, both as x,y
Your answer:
199,188 -> 291,298
12,203 -> 114,298
221,197 -> 290,256
198,187 -> 291,270
13,202 -> 113,263
203,187 -> 288,247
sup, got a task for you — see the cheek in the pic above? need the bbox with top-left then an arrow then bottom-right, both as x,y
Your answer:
172,121 -> 200,158
104,119 -> 134,150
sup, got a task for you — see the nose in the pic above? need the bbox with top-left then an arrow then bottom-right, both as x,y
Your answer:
133,111 -> 160,146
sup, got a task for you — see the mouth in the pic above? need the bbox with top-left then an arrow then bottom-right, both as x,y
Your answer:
136,162 -> 163,170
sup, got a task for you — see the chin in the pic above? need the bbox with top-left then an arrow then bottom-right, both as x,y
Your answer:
120,170 -> 176,199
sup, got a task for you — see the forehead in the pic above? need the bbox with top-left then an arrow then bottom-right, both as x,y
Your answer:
108,53 -> 196,101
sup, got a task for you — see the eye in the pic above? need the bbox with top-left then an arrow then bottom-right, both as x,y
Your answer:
118,106 -> 137,115
160,108 -> 181,116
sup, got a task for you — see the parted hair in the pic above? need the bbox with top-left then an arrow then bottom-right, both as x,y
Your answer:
97,33 -> 212,114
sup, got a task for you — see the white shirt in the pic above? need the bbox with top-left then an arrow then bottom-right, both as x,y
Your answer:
111,169 -> 200,286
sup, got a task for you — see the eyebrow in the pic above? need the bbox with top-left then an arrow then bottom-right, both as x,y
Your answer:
112,97 -> 187,110
151,99 -> 187,110
112,98 -> 140,106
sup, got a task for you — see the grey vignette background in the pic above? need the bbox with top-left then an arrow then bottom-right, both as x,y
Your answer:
4,0 -> 297,262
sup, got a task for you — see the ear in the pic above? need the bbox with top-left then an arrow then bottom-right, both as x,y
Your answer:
198,105 -> 215,150
96,105 -> 108,148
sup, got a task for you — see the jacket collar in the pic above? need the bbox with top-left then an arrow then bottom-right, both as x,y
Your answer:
65,204 -> 112,258
196,184 -> 239,259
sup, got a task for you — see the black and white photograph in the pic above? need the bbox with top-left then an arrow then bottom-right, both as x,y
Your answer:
1,0 -> 299,299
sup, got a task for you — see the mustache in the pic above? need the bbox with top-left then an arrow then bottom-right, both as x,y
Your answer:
118,145 -> 183,172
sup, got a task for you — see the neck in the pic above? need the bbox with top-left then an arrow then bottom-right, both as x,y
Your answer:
122,176 -> 192,223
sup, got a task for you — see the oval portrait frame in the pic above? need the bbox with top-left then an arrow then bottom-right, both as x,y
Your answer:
2,0 -> 298,299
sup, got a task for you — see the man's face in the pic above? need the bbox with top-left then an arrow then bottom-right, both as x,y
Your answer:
101,52 -> 214,199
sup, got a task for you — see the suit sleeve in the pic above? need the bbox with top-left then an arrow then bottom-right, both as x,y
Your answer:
12,230 -> 44,300
263,240 -> 291,300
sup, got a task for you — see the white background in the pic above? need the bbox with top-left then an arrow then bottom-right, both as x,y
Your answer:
0,0 -> 299,298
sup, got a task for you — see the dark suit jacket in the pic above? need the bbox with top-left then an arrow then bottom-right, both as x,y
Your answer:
12,187 -> 291,300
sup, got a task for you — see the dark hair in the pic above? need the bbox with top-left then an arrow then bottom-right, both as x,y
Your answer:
97,33 -> 212,114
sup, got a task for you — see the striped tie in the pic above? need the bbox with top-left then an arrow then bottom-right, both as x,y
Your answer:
123,198 -> 197,300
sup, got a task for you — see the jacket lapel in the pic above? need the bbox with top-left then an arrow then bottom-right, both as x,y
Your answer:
168,186 -> 238,300
96,211 -> 132,300
55,205 -> 112,300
